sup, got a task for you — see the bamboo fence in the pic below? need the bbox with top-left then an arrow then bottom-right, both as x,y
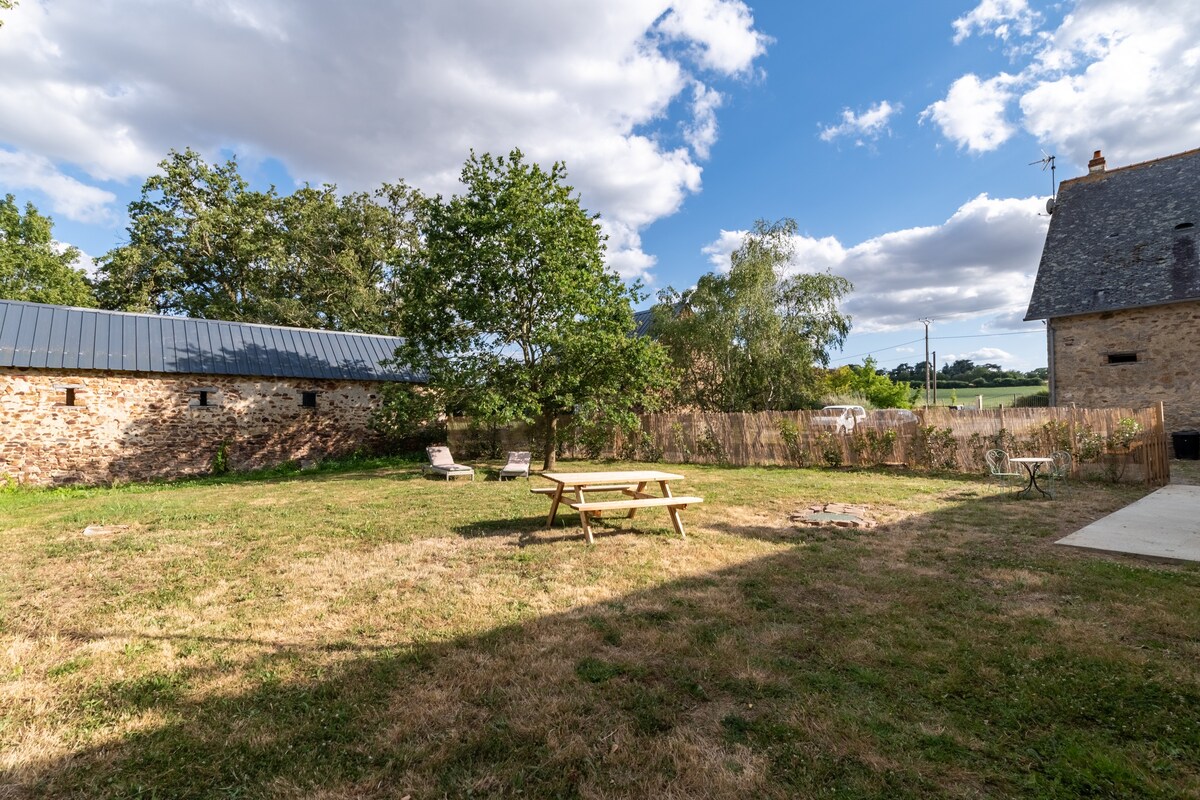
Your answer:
447,403 -> 1170,486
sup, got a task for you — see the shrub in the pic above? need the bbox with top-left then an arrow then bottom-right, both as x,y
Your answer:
913,426 -> 957,470
371,384 -> 446,454
1013,390 -> 1050,407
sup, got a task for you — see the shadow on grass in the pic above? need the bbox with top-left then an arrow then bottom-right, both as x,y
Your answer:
16,490 -> 1200,799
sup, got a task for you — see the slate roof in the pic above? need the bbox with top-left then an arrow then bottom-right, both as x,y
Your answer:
1025,147 -> 1200,320
0,300 -> 420,382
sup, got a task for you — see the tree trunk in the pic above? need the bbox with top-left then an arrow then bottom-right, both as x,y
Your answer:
543,413 -> 558,470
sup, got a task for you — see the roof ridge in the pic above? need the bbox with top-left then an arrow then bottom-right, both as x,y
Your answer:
0,298 -> 403,340
1059,146 -> 1200,189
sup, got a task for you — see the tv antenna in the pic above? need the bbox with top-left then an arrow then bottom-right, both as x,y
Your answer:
1029,150 -> 1057,213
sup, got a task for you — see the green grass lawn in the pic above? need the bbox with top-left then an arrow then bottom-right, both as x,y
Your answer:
928,384 -> 1048,409
2,457 -> 1198,798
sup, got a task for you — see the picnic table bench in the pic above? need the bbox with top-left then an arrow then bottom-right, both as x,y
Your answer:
534,470 -> 703,543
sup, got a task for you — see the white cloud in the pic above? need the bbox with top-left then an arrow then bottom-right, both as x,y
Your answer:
683,81 -> 723,159
952,0 -> 1041,44
655,0 -> 771,75
701,193 -> 1050,331
0,149 -> 116,223
1020,0 -> 1200,165
942,347 -> 1016,364
928,0 -> 1200,166
819,100 -> 901,145
0,0 -> 768,284
920,73 -> 1018,152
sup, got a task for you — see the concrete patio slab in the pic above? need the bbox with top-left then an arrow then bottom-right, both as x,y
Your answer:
1056,483 -> 1200,562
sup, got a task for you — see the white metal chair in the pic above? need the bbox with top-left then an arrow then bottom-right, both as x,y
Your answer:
498,450 -> 531,481
985,449 -> 1021,494
1047,450 -> 1072,497
423,446 -> 474,481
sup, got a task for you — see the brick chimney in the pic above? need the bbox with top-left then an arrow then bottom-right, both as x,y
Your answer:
1088,149 -> 1106,174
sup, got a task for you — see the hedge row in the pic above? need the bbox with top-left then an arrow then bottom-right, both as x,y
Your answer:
907,378 -> 1045,389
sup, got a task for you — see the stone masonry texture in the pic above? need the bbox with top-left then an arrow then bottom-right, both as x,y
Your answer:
1051,299 -> 1200,433
0,368 -> 388,486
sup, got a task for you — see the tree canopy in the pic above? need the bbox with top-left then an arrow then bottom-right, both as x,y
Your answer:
651,218 -> 852,411
94,148 -> 423,334
0,194 -> 96,307
397,149 -> 672,468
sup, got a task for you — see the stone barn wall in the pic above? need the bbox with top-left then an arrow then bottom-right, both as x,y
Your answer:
0,367 -> 390,486
1050,298 -> 1200,433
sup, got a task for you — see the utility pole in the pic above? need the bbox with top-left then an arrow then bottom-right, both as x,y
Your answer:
932,351 -> 937,406
920,318 -> 932,407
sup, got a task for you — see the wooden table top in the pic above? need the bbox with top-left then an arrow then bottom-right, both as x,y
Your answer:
540,470 -> 686,486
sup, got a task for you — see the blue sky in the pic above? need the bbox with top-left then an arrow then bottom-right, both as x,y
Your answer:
3,0 -> 1199,372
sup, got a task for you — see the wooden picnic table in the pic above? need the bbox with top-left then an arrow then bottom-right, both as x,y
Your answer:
533,470 -> 703,544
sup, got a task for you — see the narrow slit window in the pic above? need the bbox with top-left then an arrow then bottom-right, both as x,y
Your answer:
54,385 -> 82,407
301,391 -> 318,408
1106,352 -> 1138,364
188,387 -> 219,408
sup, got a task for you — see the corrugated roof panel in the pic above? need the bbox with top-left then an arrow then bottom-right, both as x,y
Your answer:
266,327 -> 289,377
192,318 -> 212,374
62,310 -> 82,370
160,318 -> 178,372
0,304 -> 18,363
145,317 -> 164,373
345,335 -> 371,376
44,308 -> 67,369
12,306 -> 39,367
0,300 -> 418,381
226,324 -> 249,376
247,325 -> 269,375
305,330 -> 334,380
134,316 -> 151,371
293,330 -> 320,379
5,305 -> 27,366
327,334 -> 352,378
220,324 -> 240,375
120,315 -> 136,371
28,306 -> 54,368
77,311 -> 96,370
283,328 -> 307,378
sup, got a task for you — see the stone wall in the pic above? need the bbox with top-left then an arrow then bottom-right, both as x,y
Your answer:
0,368 -> 392,486
1051,299 -> 1200,433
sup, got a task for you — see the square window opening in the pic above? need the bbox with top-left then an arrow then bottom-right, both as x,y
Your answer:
65,388 -> 76,407
1106,352 -> 1138,364
301,391 -> 318,408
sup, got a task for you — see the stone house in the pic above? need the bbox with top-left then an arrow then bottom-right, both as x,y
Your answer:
1025,147 -> 1200,433
0,299 -> 419,486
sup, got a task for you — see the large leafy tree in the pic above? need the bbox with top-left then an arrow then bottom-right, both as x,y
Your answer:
652,218 -> 852,411
0,194 -> 96,307
94,148 -> 422,333
398,149 -> 672,469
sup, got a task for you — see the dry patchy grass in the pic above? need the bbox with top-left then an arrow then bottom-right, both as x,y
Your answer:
1,459 -> 1199,798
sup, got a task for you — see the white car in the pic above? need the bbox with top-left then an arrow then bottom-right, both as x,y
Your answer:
811,405 -> 867,434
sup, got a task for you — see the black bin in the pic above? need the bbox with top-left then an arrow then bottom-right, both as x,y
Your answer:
1171,430 -> 1200,460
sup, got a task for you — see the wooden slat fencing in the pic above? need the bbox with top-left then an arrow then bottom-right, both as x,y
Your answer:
448,404 -> 1170,486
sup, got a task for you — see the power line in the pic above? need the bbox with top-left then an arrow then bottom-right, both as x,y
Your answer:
828,329 -> 1043,365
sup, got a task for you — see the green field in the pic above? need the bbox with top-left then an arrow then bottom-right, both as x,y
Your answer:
925,383 -> 1048,409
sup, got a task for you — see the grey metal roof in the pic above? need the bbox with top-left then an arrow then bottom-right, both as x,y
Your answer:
1025,148 -> 1200,320
0,300 -> 420,382
632,308 -> 655,337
